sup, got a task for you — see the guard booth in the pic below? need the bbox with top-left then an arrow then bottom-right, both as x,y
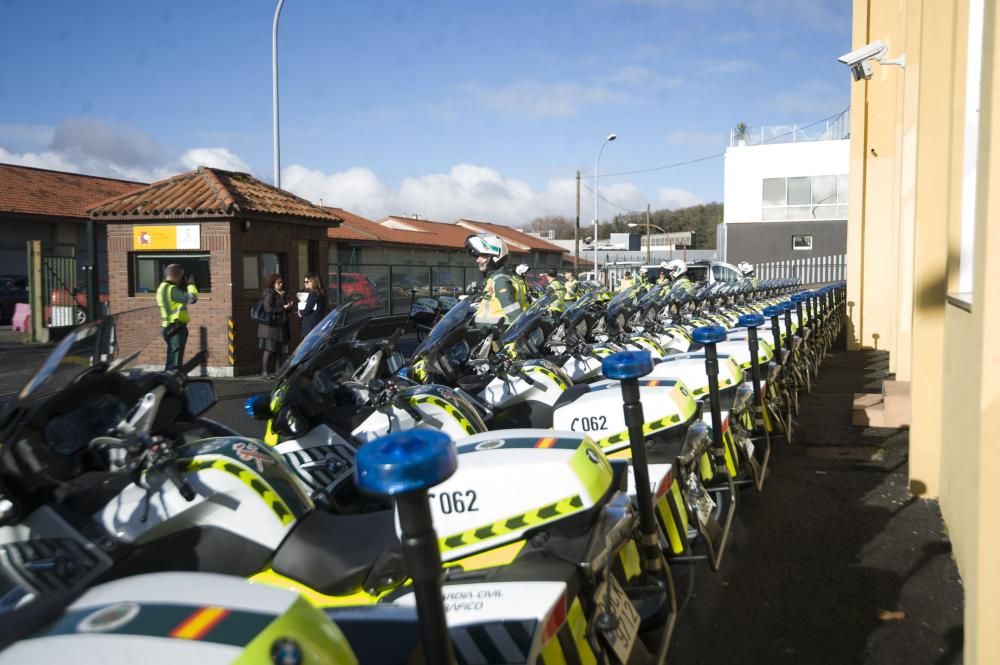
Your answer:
89,167 -> 341,376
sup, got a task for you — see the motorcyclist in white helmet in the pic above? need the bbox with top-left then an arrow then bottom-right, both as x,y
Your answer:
661,258 -> 694,293
465,233 -> 523,326
737,261 -> 759,288
511,264 -> 532,309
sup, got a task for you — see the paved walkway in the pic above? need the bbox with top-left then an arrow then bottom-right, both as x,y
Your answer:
669,349 -> 963,665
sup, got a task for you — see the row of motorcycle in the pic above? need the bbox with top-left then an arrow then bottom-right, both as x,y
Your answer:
0,276 -> 846,664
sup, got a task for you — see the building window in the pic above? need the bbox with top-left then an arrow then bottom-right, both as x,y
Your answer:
762,175 -> 849,221
792,235 -> 813,251
131,253 -> 211,294
243,253 -> 283,291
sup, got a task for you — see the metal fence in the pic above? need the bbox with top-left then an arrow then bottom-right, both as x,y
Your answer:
28,242 -> 81,328
327,263 -> 483,321
755,254 -> 846,285
730,108 -> 851,147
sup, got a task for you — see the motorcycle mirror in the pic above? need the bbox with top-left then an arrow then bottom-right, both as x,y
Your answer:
183,379 -> 218,418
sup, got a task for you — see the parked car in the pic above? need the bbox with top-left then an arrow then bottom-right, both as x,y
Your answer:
49,279 -> 110,326
328,272 -> 382,309
685,260 -> 744,285
0,275 -> 28,325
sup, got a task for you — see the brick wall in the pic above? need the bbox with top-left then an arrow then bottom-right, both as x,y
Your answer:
106,218 -> 329,376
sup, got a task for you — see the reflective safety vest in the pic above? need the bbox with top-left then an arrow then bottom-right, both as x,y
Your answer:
156,281 -> 199,326
619,277 -> 634,292
564,279 -> 579,301
510,275 -> 530,310
672,276 -> 694,294
545,278 -> 566,313
476,272 -> 523,326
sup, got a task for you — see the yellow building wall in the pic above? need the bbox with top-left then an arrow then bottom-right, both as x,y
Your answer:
852,0 -> 999,661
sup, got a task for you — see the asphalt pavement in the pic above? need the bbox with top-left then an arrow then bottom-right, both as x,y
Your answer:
668,349 -> 963,665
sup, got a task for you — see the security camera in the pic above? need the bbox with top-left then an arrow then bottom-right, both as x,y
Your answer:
838,40 -> 905,81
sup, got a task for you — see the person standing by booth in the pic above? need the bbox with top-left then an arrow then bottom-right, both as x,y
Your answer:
298,272 -> 327,338
258,273 -> 294,379
156,263 -> 198,372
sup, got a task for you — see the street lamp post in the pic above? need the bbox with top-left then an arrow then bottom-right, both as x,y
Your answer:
272,0 -> 285,189
594,133 -> 616,283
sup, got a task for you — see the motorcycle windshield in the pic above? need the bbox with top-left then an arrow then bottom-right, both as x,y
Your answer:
638,284 -> 667,309
412,298 -> 473,359
562,291 -> 598,323
606,286 -> 637,321
501,293 -> 557,344
277,300 -> 350,379
16,307 -> 161,405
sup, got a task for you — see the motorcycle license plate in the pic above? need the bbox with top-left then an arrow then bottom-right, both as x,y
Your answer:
597,575 -> 641,664
685,475 -> 716,528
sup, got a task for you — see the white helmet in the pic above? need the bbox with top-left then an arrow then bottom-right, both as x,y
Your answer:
661,259 -> 687,279
639,266 -> 649,275
515,263 -> 531,277
465,233 -> 509,270
737,261 -> 754,276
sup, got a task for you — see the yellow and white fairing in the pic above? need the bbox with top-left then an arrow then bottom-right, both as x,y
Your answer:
0,572 -> 356,665
550,378 -> 698,454
429,430 -> 614,561
648,352 -> 743,400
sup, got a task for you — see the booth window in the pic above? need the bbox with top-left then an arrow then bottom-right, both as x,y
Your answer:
131,253 -> 211,294
243,253 -> 283,291
791,235 -> 814,251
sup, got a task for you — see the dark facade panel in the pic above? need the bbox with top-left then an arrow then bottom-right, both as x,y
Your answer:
723,220 -> 847,263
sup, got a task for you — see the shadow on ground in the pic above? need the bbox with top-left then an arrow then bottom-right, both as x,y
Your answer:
669,349 -> 963,665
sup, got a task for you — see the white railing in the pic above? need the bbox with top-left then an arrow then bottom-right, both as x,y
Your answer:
755,254 -> 846,285
730,109 -> 850,147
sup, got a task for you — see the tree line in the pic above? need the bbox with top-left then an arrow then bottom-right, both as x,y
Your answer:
522,203 -> 723,249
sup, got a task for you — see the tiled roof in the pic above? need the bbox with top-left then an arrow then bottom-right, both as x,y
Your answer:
455,219 -> 568,254
378,216 -> 471,249
90,167 -> 340,223
0,163 -> 146,220
324,208 -> 383,241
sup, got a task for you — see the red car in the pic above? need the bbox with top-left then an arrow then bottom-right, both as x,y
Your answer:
49,279 -> 109,326
328,272 -> 382,309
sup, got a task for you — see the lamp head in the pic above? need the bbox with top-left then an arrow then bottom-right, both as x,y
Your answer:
607,133 -> 617,142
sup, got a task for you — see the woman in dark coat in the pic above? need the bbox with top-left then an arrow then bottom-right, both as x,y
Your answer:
297,272 -> 327,338
258,273 -> 294,378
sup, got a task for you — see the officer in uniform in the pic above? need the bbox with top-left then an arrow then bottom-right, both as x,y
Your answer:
661,259 -> 694,294
156,263 -> 199,371
512,264 -> 532,309
543,267 -> 566,313
738,261 -> 760,288
563,270 -> 579,302
618,271 -> 635,292
466,233 -> 524,327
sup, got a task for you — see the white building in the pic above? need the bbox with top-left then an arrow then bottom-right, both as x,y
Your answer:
720,111 -> 850,265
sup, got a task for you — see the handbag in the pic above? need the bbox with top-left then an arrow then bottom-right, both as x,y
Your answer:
250,299 -> 275,324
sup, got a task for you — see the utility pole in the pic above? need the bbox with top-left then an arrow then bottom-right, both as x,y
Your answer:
645,204 -> 651,264
574,171 -> 580,273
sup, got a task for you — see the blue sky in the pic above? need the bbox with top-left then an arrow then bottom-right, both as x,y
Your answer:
0,0 -> 852,225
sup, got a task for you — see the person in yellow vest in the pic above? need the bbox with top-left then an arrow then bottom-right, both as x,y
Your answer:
543,267 -> 566,313
662,259 -> 694,293
156,263 -> 198,371
466,233 -> 524,327
512,264 -> 532,309
618,271 -> 635,292
563,270 -> 579,302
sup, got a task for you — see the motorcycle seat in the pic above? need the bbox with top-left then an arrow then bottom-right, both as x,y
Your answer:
272,508 -> 402,597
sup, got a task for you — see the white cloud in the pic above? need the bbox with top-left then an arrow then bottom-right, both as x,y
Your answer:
180,147 -> 251,173
281,162 -> 656,226
0,118 -> 255,183
773,79 -> 849,115
656,187 -> 703,210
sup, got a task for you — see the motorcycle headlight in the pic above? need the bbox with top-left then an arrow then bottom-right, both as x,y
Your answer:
580,491 -> 637,577
275,404 -> 307,436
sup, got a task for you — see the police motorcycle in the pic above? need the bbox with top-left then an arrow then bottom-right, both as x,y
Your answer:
0,312 -> 681,664
251,303 -> 490,509
409,286 -> 462,342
